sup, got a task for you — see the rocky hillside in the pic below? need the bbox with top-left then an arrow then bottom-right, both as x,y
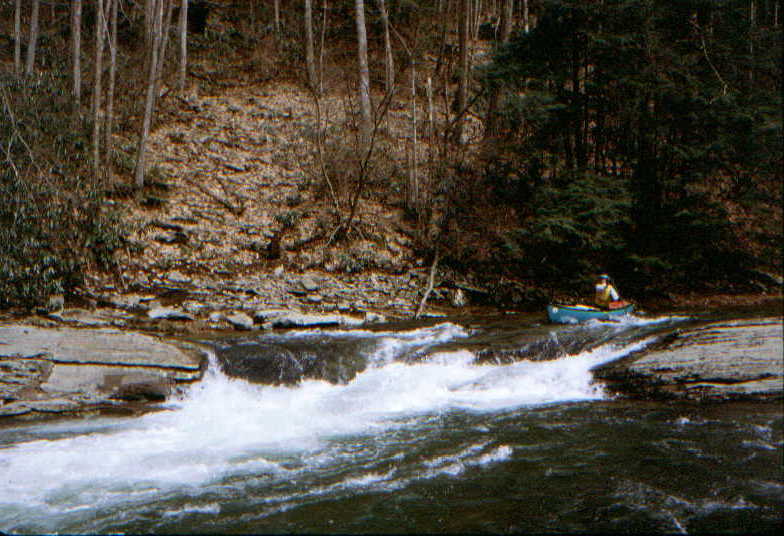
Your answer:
89,79 -> 458,325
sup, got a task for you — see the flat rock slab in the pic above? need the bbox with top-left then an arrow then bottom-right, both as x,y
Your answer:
593,318 -> 783,401
0,325 -> 203,371
0,324 -> 207,421
254,310 -> 365,329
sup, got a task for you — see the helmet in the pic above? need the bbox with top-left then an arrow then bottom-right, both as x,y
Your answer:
597,274 -> 610,280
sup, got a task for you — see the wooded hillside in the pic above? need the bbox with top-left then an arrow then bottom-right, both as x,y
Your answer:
1,0 -> 781,312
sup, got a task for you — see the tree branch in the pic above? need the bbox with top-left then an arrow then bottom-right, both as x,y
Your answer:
415,248 -> 440,319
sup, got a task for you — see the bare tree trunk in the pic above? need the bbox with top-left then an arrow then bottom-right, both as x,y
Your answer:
25,0 -> 41,76
426,76 -> 434,138
472,0 -> 483,40
14,0 -> 22,77
274,0 -> 281,37
435,0 -> 449,75
71,0 -> 83,112
414,249 -> 440,319
378,0 -> 394,97
304,0 -> 318,92
135,0 -> 164,188
178,0 -> 188,91
410,60 -> 418,208
152,0 -> 175,118
454,0 -> 469,144
355,0 -> 372,145
92,0 -> 107,177
145,0 -> 155,48
318,0 -> 328,95
523,0 -> 529,33
500,0 -> 513,39
105,0 -> 118,155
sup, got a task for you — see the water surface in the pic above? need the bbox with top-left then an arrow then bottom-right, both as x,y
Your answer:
0,312 -> 781,534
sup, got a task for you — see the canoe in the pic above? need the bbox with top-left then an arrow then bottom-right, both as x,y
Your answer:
547,303 -> 634,324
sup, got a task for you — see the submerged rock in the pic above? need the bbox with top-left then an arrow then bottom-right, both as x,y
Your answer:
214,338 -> 369,386
593,318 -> 783,401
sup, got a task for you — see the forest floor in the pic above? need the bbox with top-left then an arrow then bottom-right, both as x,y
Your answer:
82,50 -> 487,328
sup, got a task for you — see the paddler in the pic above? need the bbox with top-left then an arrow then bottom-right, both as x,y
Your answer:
594,274 -> 627,310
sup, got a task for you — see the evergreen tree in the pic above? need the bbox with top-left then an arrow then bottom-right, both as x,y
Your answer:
482,0 -> 782,293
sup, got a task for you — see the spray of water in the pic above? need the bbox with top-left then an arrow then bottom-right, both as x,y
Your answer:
0,319 -> 667,529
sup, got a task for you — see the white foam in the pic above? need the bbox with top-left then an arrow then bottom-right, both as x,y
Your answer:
420,443 -> 513,479
0,334 -> 651,518
163,502 -> 221,518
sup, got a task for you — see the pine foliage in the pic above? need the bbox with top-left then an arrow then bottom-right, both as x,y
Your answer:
482,0 -> 782,295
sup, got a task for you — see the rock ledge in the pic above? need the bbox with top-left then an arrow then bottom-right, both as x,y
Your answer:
593,318 -> 783,401
0,324 -> 207,421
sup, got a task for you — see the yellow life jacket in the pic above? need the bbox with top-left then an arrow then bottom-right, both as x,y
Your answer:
595,284 -> 614,308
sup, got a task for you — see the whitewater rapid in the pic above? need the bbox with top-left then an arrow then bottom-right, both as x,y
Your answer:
0,319 -> 671,530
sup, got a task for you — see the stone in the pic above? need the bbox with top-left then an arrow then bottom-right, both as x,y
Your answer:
167,271 -> 192,284
0,402 -> 33,417
0,324 -> 208,420
0,358 -> 53,401
47,294 -> 65,312
108,294 -> 154,311
0,325 -> 205,372
225,312 -> 255,330
364,312 -> 386,324
273,265 -> 285,277
147,307 -> 194,321
301,276 -> 320,292
593,318 -> 784,401
253,309 -> 291,323
25,398 -> 84,413
106,373 -> 173,402
268,312 -> 363,329
183,301 -> 208,314
48,308 -> 129,327
154,232 -> 189,244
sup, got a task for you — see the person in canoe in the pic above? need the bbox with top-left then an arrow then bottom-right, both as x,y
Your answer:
594,274 -> 629,310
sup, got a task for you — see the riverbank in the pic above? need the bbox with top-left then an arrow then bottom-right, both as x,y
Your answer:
1,300 -> 781,423
3,265 -> 780,336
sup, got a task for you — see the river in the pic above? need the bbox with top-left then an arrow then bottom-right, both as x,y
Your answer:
0,312 -> 781,534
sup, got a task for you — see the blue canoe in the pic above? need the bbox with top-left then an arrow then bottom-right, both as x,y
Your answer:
547,303 -> 634,324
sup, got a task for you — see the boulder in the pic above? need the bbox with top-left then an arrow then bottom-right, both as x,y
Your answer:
167,270 -> 192,284
593,318 -> 783,401
225,312 -> 255,330
215,339 -> 369,386
301,276 -> 320,292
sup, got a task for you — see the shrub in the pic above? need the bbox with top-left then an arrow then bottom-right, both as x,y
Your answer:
0,73 -> 125,310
